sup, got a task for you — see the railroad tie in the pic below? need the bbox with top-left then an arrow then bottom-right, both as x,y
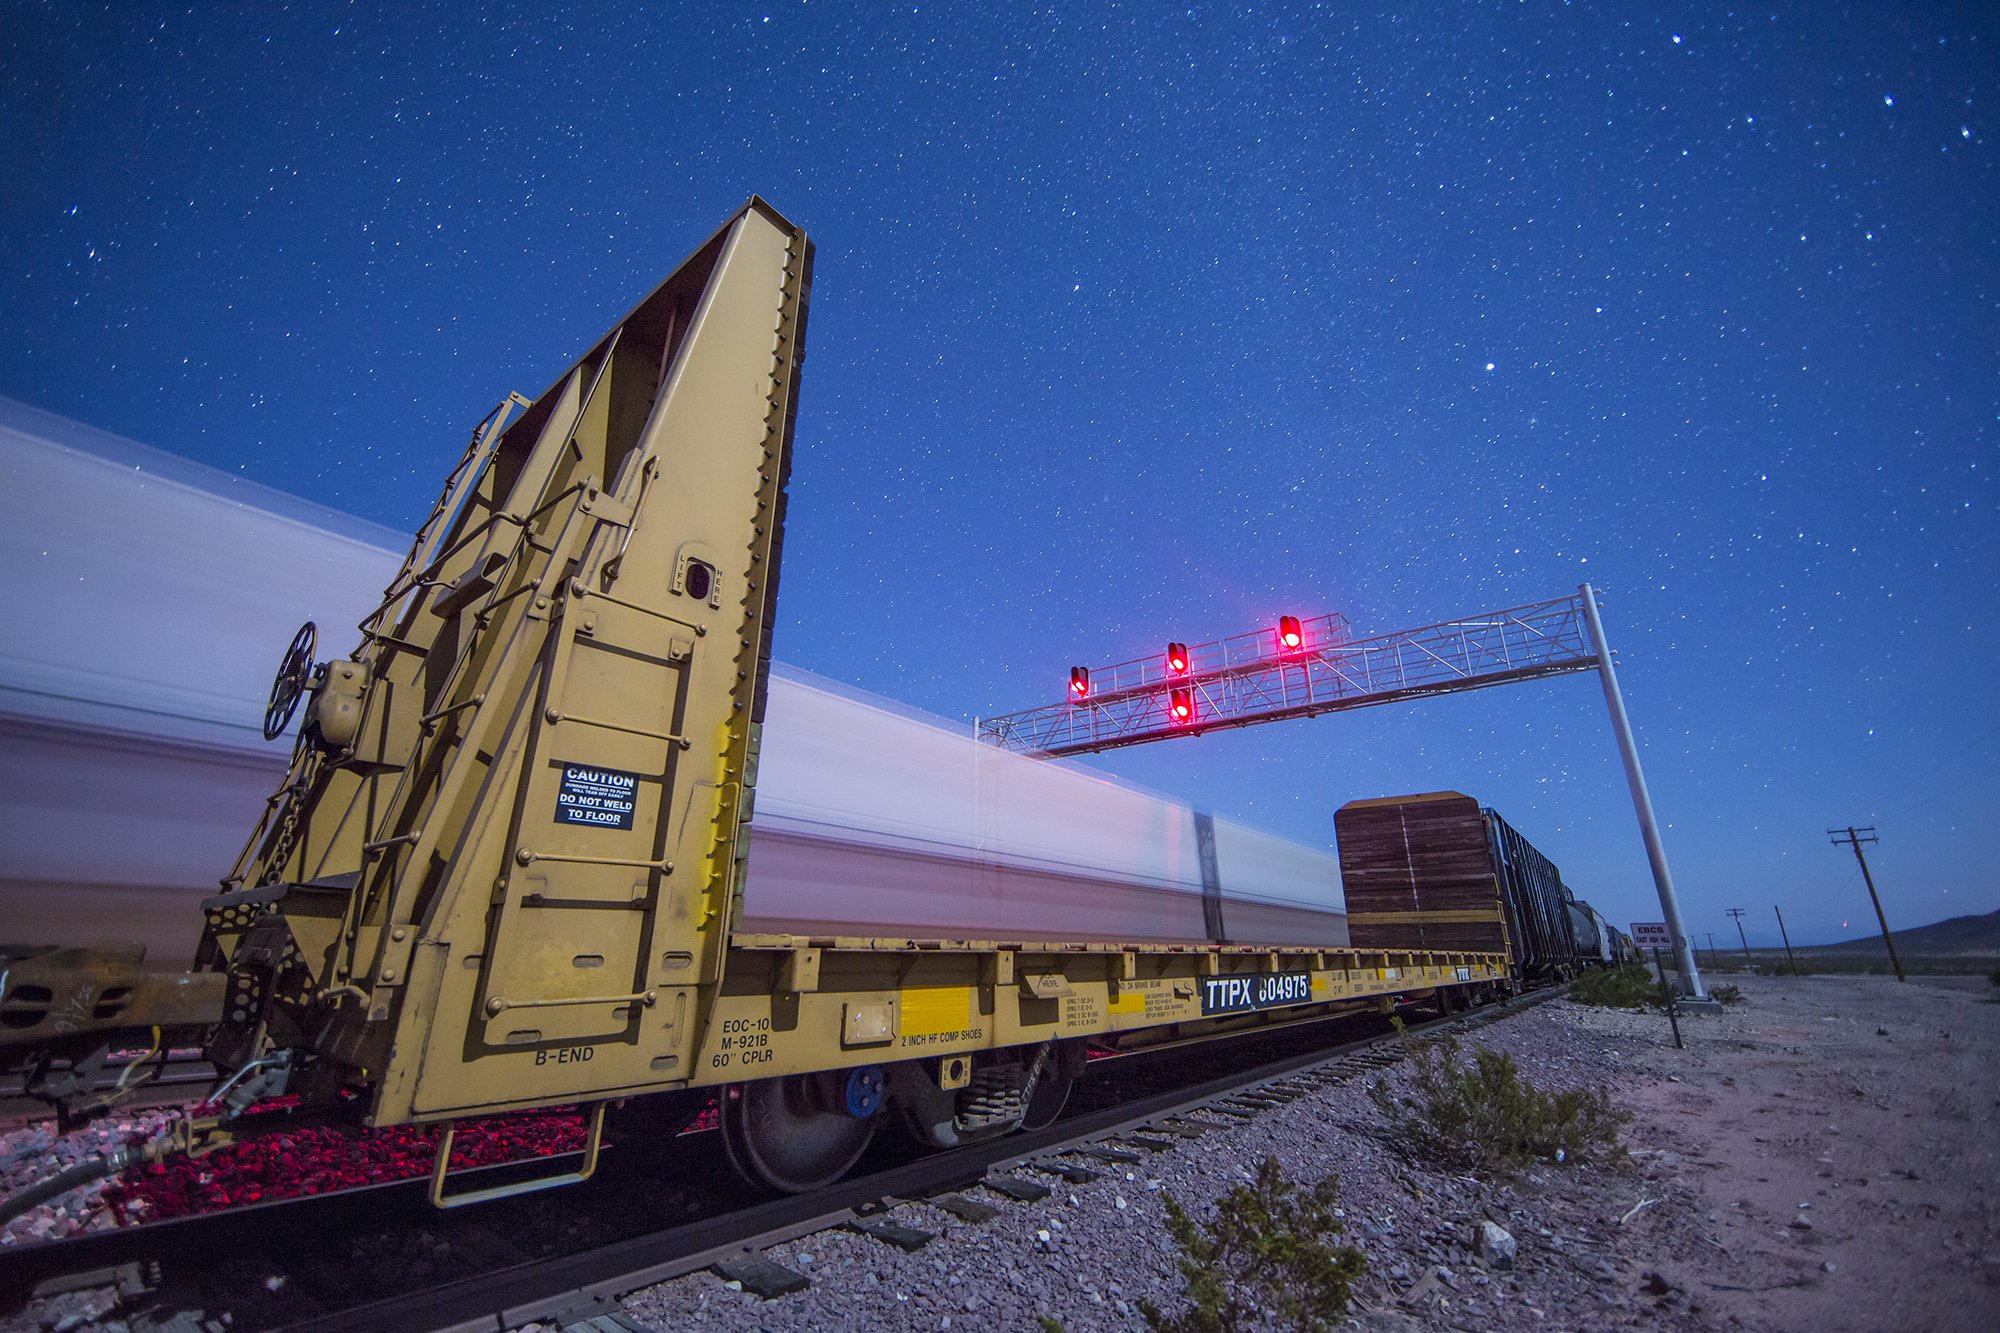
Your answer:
1150,1119 -> 1211,1139
985,1174 -> 1054,1202
712,1252 -> 810,1299
1078,1146 -> 1145,1164
931,1193 -> 1002,1223
29,1262 -> 158,1301
552,1301 -> 652,1333
1040,1162 -> 1102,1184
849,1218 -> 936,1252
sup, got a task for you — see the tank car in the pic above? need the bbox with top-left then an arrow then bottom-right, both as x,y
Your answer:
1569,899 -> 1620,966
1565,897 -> 1606,965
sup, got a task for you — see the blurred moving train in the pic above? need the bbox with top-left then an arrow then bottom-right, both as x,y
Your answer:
0,398 -> 1348,965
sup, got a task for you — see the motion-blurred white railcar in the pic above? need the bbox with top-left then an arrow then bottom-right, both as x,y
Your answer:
753,678 -> 1348,945
0,401 -> 1347,964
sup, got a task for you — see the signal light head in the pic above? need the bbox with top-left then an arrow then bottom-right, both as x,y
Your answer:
1278,615 -> 1303,650
1169,686 -> 1194,723
1069,666 -> 1090,700
1165,642 -> 1189,675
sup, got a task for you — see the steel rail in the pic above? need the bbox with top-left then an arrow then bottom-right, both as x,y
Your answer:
281,987 -> 1564,1333
1,989 -> 1560,1325
0,1143 -> 598,1293
0,1053 -> 216,1124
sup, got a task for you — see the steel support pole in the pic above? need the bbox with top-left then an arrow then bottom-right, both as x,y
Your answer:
1579,584 -> 1707,998
1774,905 -> 1800,977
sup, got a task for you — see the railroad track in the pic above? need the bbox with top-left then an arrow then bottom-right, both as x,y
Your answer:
0,1052 -> 215,1125
1,986 -> 1560,1330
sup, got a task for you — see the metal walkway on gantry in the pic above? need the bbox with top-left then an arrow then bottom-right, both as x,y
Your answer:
975,585 -> 1713,1001
977,593 -> 1597,758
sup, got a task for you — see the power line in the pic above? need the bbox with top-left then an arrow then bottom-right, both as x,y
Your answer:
1867,720 -> 2000,807
1803,863 -> 1862,915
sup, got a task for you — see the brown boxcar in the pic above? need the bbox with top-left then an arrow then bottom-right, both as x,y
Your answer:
1335,791 -> 1582,983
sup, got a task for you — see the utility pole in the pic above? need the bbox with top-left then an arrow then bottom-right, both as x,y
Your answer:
1704,932 -> 1718,968
1829,826 -> 1905,983
1774,905 -> 1799,977
1578,585 -> 1708,1000
1726,907 -> 1752,969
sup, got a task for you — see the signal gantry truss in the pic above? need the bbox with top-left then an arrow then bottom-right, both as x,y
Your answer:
977,594 -> 1598,757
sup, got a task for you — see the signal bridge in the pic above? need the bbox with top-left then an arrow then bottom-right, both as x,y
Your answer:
977,593 -> 1597,758
978,585 -> 1714,1002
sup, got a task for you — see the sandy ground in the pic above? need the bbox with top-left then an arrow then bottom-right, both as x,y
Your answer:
1598,973 -> 2000,1331
617,974 -> 2000,1332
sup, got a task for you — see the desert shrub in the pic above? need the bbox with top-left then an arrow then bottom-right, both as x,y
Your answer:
1710,983 -> 1745,1006
1139,1156 -> 1366,1333
1568,963 -> 1666,1010
1372,1028 -> 1628,1173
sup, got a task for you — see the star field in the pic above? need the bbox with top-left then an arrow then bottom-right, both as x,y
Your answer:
2,1 -> 1993,947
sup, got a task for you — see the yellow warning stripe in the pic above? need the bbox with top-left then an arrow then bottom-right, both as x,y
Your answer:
900,985 -> 974,1036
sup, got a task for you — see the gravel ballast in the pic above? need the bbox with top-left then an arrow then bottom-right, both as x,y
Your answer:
615,975 -> 2000,1332
7,976 -> 1995,1330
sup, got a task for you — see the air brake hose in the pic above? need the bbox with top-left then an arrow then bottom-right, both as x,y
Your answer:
0,1137 -> 166,1229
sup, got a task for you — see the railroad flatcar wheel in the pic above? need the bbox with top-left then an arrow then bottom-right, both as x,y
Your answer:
721,1072 -> 879,1194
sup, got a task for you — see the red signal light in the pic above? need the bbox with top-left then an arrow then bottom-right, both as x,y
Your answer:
1278,615 -> 1303,651
1069,666 -> 1090,700
1165,642 -> 1189,675
1169,687 -> 1195,723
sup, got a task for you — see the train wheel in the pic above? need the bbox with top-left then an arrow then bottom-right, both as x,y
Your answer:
720,1070 -> 880,1193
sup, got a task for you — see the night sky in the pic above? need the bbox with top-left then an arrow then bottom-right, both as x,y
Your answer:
5,3 -> 1994,949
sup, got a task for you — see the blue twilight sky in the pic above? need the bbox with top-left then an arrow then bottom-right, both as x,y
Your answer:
3,2 -> 1993,948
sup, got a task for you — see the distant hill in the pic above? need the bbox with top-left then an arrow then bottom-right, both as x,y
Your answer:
1802,908 -> 2000,956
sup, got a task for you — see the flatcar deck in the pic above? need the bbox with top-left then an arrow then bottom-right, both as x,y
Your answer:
700,933 -> 1507,1087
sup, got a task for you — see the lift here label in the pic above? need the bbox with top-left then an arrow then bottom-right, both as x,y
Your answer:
555,763 -> 639,829
1200,971 -> 1314,1017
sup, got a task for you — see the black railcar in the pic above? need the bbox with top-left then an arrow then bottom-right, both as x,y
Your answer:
1567,899 -> 1606,963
